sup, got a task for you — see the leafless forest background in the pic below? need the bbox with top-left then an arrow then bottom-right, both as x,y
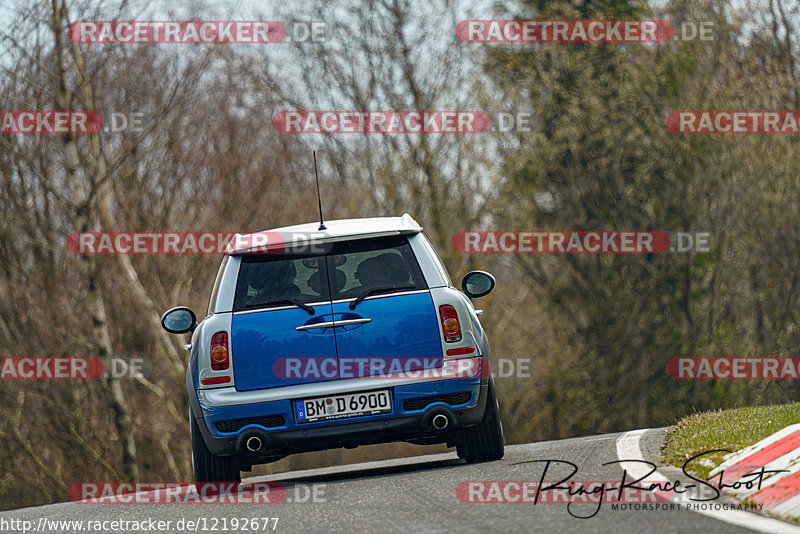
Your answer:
2,0 -> 800,510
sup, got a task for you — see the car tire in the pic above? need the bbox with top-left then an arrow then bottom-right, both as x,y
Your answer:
191,415 -> 241,483
456,378 -> 504,463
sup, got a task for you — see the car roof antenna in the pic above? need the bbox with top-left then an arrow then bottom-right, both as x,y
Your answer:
313,150 -> 327,231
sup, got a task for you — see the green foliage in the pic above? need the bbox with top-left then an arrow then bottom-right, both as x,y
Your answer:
663,402 -> 800,479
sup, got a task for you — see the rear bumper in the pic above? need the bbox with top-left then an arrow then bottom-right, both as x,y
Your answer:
188,372 -> 488,458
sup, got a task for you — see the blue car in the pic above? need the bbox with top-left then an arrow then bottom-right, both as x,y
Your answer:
161,214 -> 503,482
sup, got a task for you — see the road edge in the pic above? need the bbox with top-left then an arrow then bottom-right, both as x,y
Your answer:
616,428 -> 800,533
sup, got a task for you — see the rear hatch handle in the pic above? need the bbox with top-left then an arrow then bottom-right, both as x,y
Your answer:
296,318 -> 371,331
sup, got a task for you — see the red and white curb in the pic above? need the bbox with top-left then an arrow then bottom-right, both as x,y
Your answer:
617,429 -> 799,532
711,424 -> 800,519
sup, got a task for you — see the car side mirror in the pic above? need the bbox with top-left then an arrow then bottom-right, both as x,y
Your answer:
461,271 -> 495,299
160,306 -> 197,334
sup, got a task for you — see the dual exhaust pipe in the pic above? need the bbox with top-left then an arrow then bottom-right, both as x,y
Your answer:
245,414 -> 449,451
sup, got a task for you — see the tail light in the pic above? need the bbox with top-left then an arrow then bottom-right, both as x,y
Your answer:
210,332 -> 229,370
439,305 -> 462,342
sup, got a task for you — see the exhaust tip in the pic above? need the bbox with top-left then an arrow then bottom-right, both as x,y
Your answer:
245,436 -> 262,452
431,414 -> 449,430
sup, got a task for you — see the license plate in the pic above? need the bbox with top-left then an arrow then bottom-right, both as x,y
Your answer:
295,389 -> 392,423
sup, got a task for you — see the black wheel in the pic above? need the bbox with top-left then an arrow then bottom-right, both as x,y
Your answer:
191,415 -> 240,483
457,378 -> 504,463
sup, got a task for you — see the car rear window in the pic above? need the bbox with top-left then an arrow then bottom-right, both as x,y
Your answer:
325,236 -> 427,300
233,236 -> 426,311
233,253 -> 329,312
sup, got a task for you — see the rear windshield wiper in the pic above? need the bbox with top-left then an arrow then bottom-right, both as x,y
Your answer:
244,298 -> 314,315
349,285 -> 415,310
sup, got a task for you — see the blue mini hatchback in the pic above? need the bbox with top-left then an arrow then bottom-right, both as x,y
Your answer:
161,215 -> 503,482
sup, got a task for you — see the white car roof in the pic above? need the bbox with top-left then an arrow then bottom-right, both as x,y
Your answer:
225,213 -> 423,255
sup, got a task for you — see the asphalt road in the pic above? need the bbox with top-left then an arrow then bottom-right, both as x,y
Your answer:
2,428 -> 798,534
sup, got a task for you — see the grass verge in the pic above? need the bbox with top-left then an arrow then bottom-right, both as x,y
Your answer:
662,402 -> 800,480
